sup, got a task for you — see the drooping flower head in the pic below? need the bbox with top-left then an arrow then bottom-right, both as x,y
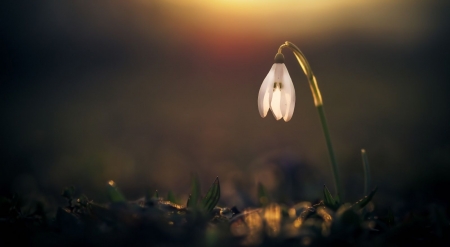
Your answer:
256,41 -> 343,202
258,53 -> 295,122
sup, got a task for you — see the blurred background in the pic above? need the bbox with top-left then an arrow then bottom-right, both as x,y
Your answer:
1,0 -> 450,212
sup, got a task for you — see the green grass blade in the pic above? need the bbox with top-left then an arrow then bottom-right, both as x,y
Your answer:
361,149 -> 371,196
201,177 -> 220,213
257,182 -> 270,207
187,174 -> 201,208
352,186 -> 378,210
167,191 -> 178,204
106,180 -> 126,203
323,185 -> 337,209
186,194 -> 192,207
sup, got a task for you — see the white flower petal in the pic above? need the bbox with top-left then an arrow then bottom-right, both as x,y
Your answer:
281,65 -> 295,122
269,64 -> 284,120
270,87 -> 283,120
280,84 -> 288,118
258,64 -> 276,118
279,65 -> 288,118
274,63 -> 283,83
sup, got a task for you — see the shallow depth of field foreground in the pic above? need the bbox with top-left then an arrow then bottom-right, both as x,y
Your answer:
1,1 -> 450,246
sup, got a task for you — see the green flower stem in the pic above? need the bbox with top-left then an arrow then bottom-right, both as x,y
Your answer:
279,41 -> 343,202
361,149 -> 371,196
317,104 -> 343,202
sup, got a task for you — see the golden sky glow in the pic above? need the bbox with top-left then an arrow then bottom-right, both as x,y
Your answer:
148,0 -> 431,43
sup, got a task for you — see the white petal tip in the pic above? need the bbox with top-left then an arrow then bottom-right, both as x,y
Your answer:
258,107 -> 268,118
269,110 -> 280,120
283,114 -> 293,122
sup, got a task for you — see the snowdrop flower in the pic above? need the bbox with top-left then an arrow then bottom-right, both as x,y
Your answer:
258,41 -> 342,201
258,53 -> 295,122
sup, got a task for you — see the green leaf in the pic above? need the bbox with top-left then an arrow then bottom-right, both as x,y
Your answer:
351,186 -> 378,210
323,185 -> 339,209
106,180 -> 126,203
153,190 -> 159,199
167,191 -> 178,204
201,177 -> 220,213
257,182 -> 270,207
187,174 -> 201,208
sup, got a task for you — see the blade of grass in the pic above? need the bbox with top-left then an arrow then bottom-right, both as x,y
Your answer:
352,187 -> 378,210
257,182 -> 270,207
361,149 -> 371,196
106,180 -> 126,203
186,194 -> 192,208
323,185 -> 338,209
201,177 -> 220,213
187,174 -> 201,208
167,191 -> 178,204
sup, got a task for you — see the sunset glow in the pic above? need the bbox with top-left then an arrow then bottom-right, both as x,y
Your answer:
151,0 -> 429,41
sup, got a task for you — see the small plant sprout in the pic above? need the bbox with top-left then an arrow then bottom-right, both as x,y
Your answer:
258,41 -> 343,202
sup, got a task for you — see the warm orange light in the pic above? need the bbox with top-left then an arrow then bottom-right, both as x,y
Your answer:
293,217 -> 302,228
288,208 -> 296,218
317,207 -> 333,236
263,203 -> 281,237
242,210 -> 263,245
151,0 -> 427,40
317,207 -> 332,223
